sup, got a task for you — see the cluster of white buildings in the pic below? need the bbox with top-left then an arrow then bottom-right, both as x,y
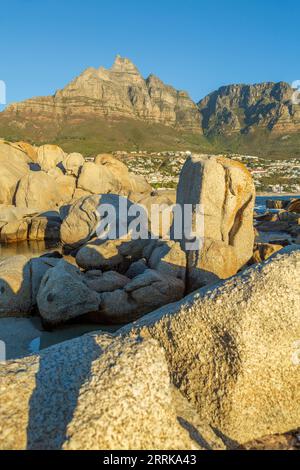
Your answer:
110,150 -> 300,193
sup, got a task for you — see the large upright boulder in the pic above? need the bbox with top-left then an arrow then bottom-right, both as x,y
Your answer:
176,154 -> 255,290
120,247 -> 300,445
0,141 -> 30,205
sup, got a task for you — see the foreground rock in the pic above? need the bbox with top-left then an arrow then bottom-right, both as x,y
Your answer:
176,154 -> 255,290
119,246 -> 300,444
0,247 -> 298,449
0,333 -> 227,450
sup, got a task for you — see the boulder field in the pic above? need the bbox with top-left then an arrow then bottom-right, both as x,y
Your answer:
0,247 -> 299,449
0,140 -> 299,450
0,141 -> 152,244
0,145 -> 299,326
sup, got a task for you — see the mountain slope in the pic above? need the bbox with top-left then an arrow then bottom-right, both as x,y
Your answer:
198,82 -> 300,135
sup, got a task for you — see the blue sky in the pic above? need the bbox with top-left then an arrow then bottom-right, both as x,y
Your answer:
1,0 -> 299,108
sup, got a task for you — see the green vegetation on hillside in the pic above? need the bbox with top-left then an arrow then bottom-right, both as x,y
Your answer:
0,116 -> 300,159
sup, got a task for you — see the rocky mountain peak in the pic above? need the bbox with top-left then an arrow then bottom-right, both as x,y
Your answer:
1,56 -> 201,134
110,55 -> 141,75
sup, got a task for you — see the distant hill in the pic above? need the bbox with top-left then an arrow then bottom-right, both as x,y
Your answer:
198,82 -> 300,135
0,56 -> 300,158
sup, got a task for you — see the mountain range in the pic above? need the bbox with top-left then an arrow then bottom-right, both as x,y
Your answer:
1,56 -> 300,157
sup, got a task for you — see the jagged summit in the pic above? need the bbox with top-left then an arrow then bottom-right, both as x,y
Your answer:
110,55 -> 141,75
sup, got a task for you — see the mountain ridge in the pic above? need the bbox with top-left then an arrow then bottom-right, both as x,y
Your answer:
0,56 -> 300,157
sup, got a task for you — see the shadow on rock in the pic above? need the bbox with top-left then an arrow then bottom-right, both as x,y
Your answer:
26,335 -> 102,450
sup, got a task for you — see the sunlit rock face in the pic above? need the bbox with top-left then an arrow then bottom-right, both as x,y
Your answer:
2,55 -> 201,133
198,82 -> 300,135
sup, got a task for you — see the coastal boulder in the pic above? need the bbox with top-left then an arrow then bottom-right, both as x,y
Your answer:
76,239 -> 126,271
0,220 -> 28,243
60,195 -> 101,249
0,141 -> 30,205
28,215 -> 61,241
15,142 -> 38,162
37,260 -> 101,325
37,145 -> 65,172
176,154 -> 255,290
0,205 -> 38,224
148,240 -> 186,282
128,173 -> 152,196
0,255 -> 61,317
97,269 -> 185,324
84,270 -> 130,293
125,259 -> 148,279
0,256 -> 32,317
94,153 -> 126,169
0,212 -> 61,243
60,194 -> 134,250
121,247 -> 300,444
14,172 -> 69,211
77,162 -> 122,195
62,152 -> 85,177
94,155 -> 152,197
0,333 -> 224,450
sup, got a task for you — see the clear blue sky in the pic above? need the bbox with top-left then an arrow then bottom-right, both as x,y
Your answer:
1,0 -> 299,108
